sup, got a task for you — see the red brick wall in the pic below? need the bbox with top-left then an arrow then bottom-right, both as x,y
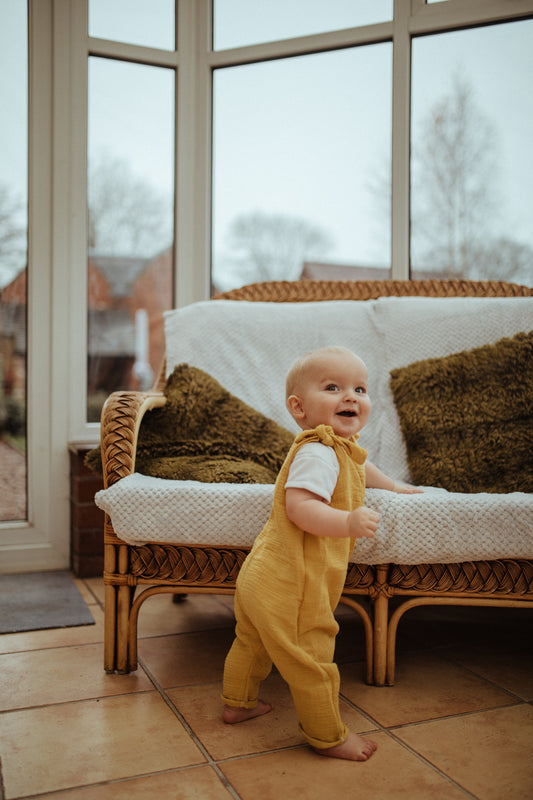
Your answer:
69,444 -> 104,577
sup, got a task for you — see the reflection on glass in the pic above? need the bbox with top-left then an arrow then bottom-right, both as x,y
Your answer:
89,0 -> 175,50
411,20 -> 533,286
0,0 -> 28,522
87,58 -> 175,422
212,45 -> 392,294
214,0 -> 392,50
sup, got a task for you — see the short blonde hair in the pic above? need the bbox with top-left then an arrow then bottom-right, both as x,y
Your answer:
285,346 -> 358,398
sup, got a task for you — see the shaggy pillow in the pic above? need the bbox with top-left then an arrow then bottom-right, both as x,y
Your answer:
85,363 -> 295,483
389,331 -> 533,493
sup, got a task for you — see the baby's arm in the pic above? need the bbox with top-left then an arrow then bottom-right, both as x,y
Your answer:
365,460 -> 423,494
286,487 -> 379,539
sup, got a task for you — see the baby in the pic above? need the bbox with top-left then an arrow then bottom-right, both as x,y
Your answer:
222,346 -> 421,761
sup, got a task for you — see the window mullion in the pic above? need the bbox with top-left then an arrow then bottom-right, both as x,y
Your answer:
391,0 -> 411,279
175,0 -> 212,307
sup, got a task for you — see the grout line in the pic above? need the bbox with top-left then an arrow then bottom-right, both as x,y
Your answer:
79,577 -> 106,609
0,687 -> 156,717
385,699 -> 528,731
338,692 -> 386,735
338,692 -> 529,799
436,651 -> 531,703
382,728 -> 480,799
5,765 -> 229,800
138,656 -> 243,800
214,743 -> 308,766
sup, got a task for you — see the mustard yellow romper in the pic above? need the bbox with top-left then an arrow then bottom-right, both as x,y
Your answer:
222,423 -> 367,749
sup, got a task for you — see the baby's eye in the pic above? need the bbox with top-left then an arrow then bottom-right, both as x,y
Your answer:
355,386 -> 367,394
325,384 -> 339,392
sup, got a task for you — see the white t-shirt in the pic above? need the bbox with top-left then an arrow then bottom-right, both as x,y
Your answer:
285,442 -> 339,502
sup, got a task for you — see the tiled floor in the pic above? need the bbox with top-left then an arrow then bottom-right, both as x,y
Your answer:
0,578 -> 532,799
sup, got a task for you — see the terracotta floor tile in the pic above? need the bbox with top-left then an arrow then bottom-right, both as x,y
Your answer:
0,692 -> 205,798
83,577 -> 105,606
438,642 -> 533,701
215,595 -> 236,613
0,604 -> 105,654
73,576 -> 101,606
1,580 -> 527,800
27,765 -> 233,800
395,704 -> 533,800
167,675 -> 377,761
0,642 -> 152,710
138,628 -> 235,688
340,651 -> 518,727
136,591 -> 235,638
220,731 -> 468,800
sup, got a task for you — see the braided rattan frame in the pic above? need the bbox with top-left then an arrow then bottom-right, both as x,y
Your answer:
101,278 -> 533,682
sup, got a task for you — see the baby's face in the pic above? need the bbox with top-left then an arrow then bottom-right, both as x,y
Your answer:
289,352 -> 371,438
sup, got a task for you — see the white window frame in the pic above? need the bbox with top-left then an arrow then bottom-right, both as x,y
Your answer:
1,0 -> 71,571
1,0 -> 531,572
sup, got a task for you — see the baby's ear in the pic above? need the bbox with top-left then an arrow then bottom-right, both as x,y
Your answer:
287,394 -> 305,419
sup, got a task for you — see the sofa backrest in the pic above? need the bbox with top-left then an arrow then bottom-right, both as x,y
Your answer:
164,292 -> 533,482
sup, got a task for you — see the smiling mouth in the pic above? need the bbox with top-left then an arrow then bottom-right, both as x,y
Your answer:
337,410 -> 356,417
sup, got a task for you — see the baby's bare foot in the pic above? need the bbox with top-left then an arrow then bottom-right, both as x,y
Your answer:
223,700 -> 273,724
314,731 -> 378,762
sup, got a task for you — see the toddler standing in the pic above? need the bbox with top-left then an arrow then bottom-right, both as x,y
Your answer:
222,346 -> 421,761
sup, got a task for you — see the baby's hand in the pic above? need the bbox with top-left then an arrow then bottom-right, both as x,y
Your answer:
392,484 -> 423,494
347,506 -> 380,538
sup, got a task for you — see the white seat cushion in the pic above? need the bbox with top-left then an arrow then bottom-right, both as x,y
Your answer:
95,475 -> 533,566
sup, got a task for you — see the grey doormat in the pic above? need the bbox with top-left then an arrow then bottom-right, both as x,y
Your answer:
0,571 -> 95,634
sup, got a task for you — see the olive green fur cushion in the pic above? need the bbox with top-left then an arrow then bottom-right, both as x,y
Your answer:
85,364 -> 294,483
389,331 -> 533,494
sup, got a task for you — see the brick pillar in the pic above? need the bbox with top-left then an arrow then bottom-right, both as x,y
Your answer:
69,444 -> 104,577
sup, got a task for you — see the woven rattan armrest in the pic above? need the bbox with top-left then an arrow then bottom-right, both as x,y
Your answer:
100,390 -> 166,489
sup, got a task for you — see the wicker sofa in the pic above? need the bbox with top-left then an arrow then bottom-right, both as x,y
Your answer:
96,278 -> 533,685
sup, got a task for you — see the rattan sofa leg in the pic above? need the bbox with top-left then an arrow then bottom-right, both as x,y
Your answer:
369,564 -> 390,686
372,592 -> 389,686
116,584 -> 133,673
103,581 -> 117,672
103,535 -> 119,672
113,544 -> 133,672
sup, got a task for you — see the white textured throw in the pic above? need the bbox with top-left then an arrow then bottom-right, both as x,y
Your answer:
95,475 -> 533,565
95,295 -> 533,566
163,296 -> 533,481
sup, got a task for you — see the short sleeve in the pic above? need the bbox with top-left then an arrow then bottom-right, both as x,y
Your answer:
285,442 -> 339,502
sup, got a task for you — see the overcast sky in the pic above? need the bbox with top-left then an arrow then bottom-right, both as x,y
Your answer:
1,2 -> 532,288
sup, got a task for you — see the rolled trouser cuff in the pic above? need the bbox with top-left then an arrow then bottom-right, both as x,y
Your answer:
299,722 -> 349,750
221,694 -> 258,709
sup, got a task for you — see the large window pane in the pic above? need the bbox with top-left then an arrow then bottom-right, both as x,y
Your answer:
0,0 -> 27,521
411,20 -> 533,286
213,0 -> 392,50
212,45 -> 392,294
89,0 -> 175,50
87,58 -> 174,422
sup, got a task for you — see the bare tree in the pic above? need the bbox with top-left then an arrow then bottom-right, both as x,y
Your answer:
0,183 -> 26,287
411,74 -> 499,278
88,151 -> 172,257
468,237 -> 533,285
224,211 -> 334,283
